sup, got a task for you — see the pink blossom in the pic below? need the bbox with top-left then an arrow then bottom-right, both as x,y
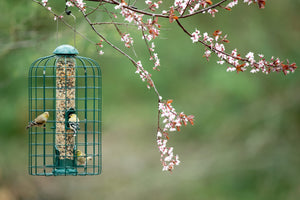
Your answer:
204,50 -> 211,57
244,0 -> 253,5
226,67 -> 236,72
204,50 -> 211,60
135,61 -> 154,88
157,131 -> 162,138
41,0 -> 48,7
250,68 -> 260,73
157,99 -> 189,171
226,0 -> 239,8
149,42 -> 155,52
208,9 -> 218,17
217,60 -> 225,65
246,52 -> 255,64
66,1 -> 74,7
174,0 -> 189,14
189,3 -> 201,14
121,33 -> 134,48
203,32 -> 213,43
70,0 -> 86,11
258,54 -> 264,58
191,29 -> 200,43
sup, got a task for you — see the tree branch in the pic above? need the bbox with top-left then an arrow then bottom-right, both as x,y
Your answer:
86,0 -> 229,19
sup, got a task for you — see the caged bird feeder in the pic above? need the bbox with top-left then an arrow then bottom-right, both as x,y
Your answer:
28,45 -> 102,176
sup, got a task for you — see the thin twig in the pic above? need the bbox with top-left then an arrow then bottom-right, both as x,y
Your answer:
85,1 -> 104,16
92,22 -> 137,26
86,0 -> 229,19
103,4 -> 138,57
175,19 -> 242,65
180,0 -> 192,17
32,0 -> 95,45
103,4 -> 123,36
81,10 -> 161,97
140,25 -> 155,66
175,19 -> 279,69
180,0 -> 228,18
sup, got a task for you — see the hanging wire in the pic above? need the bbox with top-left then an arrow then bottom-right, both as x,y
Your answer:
57,4 -> 95,49
70,13 -> 77,48
56,19 -> 59,47
65,2 -> 77,48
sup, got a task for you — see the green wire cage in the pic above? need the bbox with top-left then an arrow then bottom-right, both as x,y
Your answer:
28,45 -> 102,176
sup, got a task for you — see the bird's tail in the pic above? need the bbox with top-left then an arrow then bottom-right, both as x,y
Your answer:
73,129 -> 77,136
26,121 -> 37,129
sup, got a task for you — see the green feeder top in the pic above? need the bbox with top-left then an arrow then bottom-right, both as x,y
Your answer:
53,45 -> 79,55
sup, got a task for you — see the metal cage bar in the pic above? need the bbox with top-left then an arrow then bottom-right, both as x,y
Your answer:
28,45 -> 102,176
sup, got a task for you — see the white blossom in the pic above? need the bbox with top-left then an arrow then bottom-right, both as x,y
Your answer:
66,1 -> 74,7
226,67 -> 236,72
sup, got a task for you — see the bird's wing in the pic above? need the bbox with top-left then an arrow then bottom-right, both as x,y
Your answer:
36,114 -> 47,122
35,117 -> 46,124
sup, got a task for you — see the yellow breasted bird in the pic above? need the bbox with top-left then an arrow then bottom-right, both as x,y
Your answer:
68,113 -> 80,136
76,149 -> 92,165
26,112 -> 49,129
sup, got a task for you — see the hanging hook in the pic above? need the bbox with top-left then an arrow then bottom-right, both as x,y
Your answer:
63,8 -> 77,48
65,0 -> 71,15
65,10 -> 72,15
65,2 -> 72,16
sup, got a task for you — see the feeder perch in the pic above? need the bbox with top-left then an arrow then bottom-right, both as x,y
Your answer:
28,45 -> 102,176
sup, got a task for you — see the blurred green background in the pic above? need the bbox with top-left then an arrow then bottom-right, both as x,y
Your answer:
0,0 -> 299,200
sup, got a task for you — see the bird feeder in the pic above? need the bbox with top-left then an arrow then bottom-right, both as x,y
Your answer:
28,45 -> 102,176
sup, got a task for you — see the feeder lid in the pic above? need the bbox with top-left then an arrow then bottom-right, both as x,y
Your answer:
53,45 -> 79,55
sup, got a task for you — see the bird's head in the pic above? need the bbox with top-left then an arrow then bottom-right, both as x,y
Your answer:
44,112 -> 49,118
76,150 -> 82,156
69,113 -> 76,118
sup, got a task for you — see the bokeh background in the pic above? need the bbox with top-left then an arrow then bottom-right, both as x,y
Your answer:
0,0 -> 299,200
